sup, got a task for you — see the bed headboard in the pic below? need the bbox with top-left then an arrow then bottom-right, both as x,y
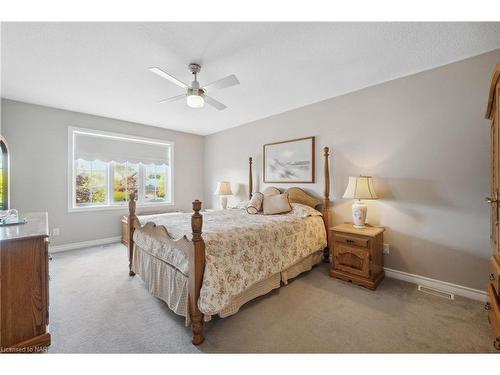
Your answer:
286,187 -> 322,208
248,147 -> 331,262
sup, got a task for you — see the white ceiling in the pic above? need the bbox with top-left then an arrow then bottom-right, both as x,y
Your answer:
2,22 -> 500,135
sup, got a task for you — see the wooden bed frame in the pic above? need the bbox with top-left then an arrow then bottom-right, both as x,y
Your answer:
127,146 -> 331,345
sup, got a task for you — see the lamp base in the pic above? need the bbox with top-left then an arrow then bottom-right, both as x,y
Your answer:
351,201 -> 367,228
219,196 -> 228,210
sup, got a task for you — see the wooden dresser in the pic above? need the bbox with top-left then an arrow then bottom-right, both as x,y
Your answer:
485,62 -> 500,350
329,223 -> 385,290
0,212 -> 51,353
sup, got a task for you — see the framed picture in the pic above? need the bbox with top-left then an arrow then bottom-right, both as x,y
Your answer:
263,136 -> 315,183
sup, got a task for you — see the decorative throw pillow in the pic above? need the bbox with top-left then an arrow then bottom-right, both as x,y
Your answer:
263,193 -> 292,215
246,192 -> 264,214
262,186 -> 281,197
290,203 -> 323,218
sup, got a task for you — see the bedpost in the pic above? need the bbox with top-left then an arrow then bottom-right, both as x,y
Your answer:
248,157 -> 253,200
190,200 -> 206,345
128,192 -> 137,276
322,147 -> 331,263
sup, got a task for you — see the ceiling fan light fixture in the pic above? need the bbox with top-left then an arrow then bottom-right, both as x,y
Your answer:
150,63 -> 238,110
186,94 -> 204,108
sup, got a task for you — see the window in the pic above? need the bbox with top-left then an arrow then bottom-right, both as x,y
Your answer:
0,137 -> 9,210
69,127 -> 173,211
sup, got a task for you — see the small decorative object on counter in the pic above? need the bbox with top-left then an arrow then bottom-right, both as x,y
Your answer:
0,209 -> 19,225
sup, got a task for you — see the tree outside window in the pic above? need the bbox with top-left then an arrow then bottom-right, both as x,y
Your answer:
75,159 -> 107,206
113,162 -> 138,203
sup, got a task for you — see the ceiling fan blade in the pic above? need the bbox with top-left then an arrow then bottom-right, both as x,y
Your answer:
149,67 -> 189,89
158,94 -> 185,104
204,95 -> 227,111
203,74 -> 239,92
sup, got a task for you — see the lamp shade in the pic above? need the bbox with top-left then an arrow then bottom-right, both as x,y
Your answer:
214,181 -> 233,196
342,176 -> 378,200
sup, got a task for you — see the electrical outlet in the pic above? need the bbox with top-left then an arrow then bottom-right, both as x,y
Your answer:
383,243 -> 390,255
52,228 -> 60,236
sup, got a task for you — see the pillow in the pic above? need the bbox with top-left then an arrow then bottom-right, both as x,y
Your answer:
227,200 -> 249,209
262,186 -> 280,197
246,192 -> 264,214
263,193 -> 292,215
290,203 -> 323,218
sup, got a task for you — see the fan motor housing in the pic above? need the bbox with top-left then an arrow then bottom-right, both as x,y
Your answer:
189,63 -> 201,74
187,87 -> 205,96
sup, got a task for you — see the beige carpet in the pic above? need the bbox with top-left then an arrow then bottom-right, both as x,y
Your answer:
47,243 -> 498,353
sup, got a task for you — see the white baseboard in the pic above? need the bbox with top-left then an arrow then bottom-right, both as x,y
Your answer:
49,236 -> 122,253
384,267 -> 486,302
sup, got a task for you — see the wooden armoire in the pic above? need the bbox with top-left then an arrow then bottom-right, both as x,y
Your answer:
485,62 -> 500,351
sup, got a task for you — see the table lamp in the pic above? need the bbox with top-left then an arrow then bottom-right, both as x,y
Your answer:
215,181 -> 233,209
342,176 -> 378,228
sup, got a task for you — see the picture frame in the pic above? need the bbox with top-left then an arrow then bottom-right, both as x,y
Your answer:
263,136 -> 315,183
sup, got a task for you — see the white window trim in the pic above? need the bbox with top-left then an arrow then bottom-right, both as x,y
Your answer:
68,126 -> 175,213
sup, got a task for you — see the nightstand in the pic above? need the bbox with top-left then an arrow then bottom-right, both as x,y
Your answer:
330,223 -> 385,290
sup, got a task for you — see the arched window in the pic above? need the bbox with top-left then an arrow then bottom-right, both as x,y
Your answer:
0,136 -> 9,210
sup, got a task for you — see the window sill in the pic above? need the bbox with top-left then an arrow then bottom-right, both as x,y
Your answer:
68,202 -> 175,213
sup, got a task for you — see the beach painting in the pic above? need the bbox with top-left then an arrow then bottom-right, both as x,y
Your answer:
263,137 -> 315,183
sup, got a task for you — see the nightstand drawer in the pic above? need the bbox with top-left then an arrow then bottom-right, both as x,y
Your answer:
334,244 -> 370,278
335,235 -> 369,248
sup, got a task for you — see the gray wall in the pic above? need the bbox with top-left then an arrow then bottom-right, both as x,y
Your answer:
204,49 -> 500,290
1,99 -> 204,246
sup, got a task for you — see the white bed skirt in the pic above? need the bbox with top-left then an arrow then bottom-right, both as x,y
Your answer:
132,245 -> 323,325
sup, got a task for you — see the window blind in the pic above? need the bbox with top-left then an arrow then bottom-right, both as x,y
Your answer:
73,131 -> 170,166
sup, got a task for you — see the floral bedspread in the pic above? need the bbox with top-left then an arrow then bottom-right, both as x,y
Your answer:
135,204 -> 327,315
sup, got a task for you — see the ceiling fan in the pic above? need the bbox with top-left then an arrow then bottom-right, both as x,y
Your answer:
149,63 -> 239,110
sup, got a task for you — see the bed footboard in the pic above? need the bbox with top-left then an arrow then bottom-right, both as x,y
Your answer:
127,194 -> 206,345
